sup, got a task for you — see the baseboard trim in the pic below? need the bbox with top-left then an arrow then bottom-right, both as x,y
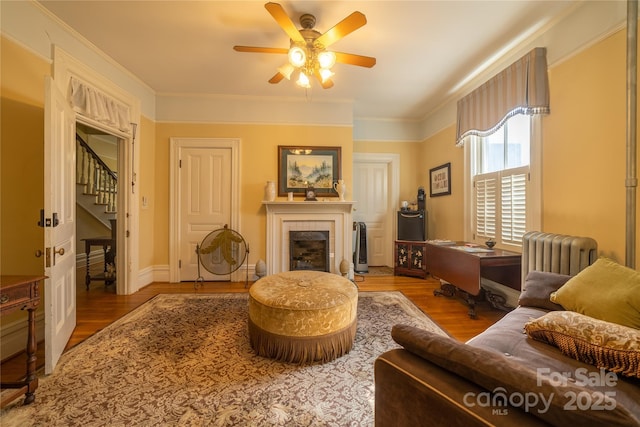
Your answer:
76,249 -> 106,266
137,264 -> 258,286
136,265 -> 156,289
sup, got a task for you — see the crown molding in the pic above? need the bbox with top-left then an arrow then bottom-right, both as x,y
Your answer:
156,93 -> 353,126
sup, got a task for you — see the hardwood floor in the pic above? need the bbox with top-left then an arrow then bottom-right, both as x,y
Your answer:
1,272 -> 507,383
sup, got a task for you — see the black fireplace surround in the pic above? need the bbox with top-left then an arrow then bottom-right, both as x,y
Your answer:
289,231 -> 330,272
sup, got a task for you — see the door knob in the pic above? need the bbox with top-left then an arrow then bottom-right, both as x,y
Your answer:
35,250 -> 43,258
51,246 -> 65,266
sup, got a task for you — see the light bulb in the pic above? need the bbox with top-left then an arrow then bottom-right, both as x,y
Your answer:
288,46 -> 306,67
317,51 -> 336,69
319,68 -> 334,83
296,72 -> 310,88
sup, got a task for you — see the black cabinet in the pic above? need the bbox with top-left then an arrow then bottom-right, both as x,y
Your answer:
394,240 -> 427,279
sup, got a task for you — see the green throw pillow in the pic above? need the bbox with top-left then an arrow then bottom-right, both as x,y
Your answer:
550,258 -> 640,329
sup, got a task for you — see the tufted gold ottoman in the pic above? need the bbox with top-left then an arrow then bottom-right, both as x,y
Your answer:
248,270 -> 358,364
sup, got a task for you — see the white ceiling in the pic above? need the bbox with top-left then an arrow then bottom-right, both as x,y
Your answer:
38,1 -> 578,122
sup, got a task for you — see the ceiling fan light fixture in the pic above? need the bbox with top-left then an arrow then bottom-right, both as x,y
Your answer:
319,68 -> 334,83
296,71 -> 311,88
288,46 -> 306,68
277,63 -> 295,80
317,51 -> 336,69
234,3 -> 375,90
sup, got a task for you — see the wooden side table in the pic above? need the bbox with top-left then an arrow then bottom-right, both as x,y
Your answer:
0,275 -> 45,407
82,236 -> 115,289
425,242 -> 521,318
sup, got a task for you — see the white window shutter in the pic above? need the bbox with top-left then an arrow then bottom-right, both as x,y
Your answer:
467,114 -> 537,248
501,169 -> 528,244
474,175 -> 497,239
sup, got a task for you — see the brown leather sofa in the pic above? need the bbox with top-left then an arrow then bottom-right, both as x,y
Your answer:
374,269 -> 640,426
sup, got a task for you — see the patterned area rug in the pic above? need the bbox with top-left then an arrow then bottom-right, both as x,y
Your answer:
1,292 -> 446,426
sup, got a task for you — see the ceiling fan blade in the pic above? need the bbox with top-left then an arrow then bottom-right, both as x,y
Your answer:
265,2 -> 305,43
234,46 -> 288,54
334,52 -> 376,68
269,72 -> 285,84
315,11 -> 367,48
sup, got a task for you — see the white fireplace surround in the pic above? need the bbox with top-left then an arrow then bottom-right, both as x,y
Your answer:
263,201 -> 354,276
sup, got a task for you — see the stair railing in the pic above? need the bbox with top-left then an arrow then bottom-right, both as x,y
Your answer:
76,135 -> 118,213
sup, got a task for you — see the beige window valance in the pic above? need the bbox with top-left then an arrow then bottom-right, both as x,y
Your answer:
69,77 -> 132,133
456,47 -> 550,146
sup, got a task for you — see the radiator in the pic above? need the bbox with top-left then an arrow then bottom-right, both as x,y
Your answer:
521,231 -> 598,283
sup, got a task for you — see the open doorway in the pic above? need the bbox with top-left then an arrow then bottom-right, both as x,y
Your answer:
75,122 -> 121,294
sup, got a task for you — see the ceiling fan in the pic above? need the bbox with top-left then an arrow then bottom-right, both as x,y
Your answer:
233,2 -> 376,89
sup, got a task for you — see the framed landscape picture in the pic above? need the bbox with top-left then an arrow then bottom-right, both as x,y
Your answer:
278,146 -> 341,197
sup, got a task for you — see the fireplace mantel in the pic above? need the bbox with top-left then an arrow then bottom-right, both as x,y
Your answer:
264,201 -> 354,276
263,201 -> 354,214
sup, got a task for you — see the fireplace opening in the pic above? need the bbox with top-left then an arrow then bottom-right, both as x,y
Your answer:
289,231 -> 330,272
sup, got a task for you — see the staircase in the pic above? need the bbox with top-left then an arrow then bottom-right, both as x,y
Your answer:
76,134 -> 117,228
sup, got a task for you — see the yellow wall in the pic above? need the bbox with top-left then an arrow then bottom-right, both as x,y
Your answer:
137,115 -> 157,271
422,28 -> 639,264
153,123 -> 353,266
0,37 -> 49,326
354,129 -> 466,242
3,24 -> 640,279
419,126 -> 465,240
353,140 -> 423,205
0,35 -> 355,277
1,37 -> 48,276
544,29 -> 630,261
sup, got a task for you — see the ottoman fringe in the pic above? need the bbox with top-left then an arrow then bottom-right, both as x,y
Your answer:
248,318 -> 357,364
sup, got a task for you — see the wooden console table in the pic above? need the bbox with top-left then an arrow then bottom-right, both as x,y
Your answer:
0,275 -> 45,407
424,242 -> 521,318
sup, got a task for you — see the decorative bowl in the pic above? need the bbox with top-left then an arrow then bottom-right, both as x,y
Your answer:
485,240 -> 496,249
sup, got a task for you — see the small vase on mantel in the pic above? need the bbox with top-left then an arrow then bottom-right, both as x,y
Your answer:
333,179 -> 346,201
264,181 -> 276,202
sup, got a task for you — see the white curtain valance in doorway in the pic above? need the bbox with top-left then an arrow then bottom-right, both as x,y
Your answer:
70,77 -> 132,133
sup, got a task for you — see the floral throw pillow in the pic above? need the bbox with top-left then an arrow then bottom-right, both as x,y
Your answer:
525,310 -> 640,378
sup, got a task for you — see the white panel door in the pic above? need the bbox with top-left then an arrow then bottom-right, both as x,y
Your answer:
44,77 -> 77,374
353,161 -> 390,266
179,147 -> 232,281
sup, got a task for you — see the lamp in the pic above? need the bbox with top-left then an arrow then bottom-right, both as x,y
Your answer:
319,68 -> 334,83
287,46 -> 306,67
296,71 -> 311,88
317,51 -> 336,69
280,44 -> 336,89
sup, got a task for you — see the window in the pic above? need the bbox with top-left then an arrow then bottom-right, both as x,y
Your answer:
467,114 -> 541,248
